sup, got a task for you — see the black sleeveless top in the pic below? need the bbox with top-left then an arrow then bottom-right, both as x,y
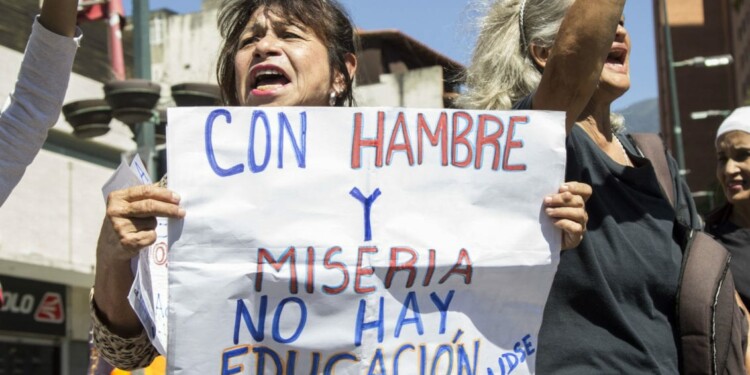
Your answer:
706,204 -> 750,309
515,97 -> 701,374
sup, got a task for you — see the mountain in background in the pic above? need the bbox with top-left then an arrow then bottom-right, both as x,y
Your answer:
616,97 -> 661,133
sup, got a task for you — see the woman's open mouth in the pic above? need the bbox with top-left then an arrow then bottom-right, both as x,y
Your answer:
249,66 -> 291,95
605,47 -> 628,73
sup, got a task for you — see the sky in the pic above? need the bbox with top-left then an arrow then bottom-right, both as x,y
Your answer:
122,0 -> 659,110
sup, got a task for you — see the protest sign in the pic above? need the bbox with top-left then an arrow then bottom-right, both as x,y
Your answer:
166,107 -> 565,374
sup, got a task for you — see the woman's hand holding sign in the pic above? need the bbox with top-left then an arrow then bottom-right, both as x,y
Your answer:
104,185 -> 185,258
545,182 -> 591,250
93,184 -> 184,338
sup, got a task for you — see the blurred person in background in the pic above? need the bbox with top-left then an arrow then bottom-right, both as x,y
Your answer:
707,106 -> 750,370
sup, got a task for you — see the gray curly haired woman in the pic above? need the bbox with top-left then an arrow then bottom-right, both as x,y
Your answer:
461,0 -> 713,373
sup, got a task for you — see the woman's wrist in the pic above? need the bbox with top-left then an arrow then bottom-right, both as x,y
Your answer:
38,0 -> 78,37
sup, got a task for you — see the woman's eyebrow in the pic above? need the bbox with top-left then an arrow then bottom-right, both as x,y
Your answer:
271,18 -> 305,32
242,18 -> 266,35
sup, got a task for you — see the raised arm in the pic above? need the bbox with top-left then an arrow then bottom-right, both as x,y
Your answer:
531,0 -> 625,131
0,0 -> 80,206
39,0 -> 79,37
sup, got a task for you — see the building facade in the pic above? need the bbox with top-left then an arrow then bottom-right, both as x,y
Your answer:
654,0 -> 750,210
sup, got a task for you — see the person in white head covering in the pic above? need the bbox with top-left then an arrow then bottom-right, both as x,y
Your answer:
707,106 -> 750,312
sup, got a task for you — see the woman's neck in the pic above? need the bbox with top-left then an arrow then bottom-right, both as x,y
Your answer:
729,201 -> 750,228
574,98 -> 632,167
577,102 -> 613,142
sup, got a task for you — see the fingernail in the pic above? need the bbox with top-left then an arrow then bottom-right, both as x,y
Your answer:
560,184 -> 569,191
178,208 -> 186,217
172,192 -> 181,201
545,208 -> 553,214
544,196 -> 552,203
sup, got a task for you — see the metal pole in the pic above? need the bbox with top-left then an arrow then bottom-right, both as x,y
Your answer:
132,0 -> 158,182
107,0 -> 126,80
661,0 -> 686,175
132,0 -> 151,80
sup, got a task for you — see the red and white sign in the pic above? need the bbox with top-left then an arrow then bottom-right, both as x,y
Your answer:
0,275 -> 66,336
165,107 -> 566,374
34,292 -> 65,324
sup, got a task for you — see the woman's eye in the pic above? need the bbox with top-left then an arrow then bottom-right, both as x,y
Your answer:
240,36 -> 259,47
282,31 -> 302,39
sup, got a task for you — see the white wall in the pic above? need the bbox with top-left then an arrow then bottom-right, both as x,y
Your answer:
150,9 -> 221,97
354,66 -> 444,108
0,45 -> 133,284
0,150 -> 111,276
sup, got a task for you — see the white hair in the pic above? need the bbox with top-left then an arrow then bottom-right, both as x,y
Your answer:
458,0 -> 626,132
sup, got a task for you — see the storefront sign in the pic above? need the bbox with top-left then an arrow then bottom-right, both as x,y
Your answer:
0,275 -> 66,336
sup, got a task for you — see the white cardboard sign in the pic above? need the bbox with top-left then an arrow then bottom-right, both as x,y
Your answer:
166,107 -> 565,374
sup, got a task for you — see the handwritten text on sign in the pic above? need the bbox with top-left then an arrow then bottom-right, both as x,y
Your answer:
166,107 -> 565,375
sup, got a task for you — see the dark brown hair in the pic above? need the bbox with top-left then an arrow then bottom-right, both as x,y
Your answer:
217,0 -> 358,106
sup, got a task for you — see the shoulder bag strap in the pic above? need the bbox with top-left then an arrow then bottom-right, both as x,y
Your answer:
629,133 -> 675,207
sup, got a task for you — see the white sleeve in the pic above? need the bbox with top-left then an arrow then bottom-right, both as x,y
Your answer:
0,17 -> 82,206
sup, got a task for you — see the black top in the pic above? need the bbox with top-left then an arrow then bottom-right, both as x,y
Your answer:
515,97 -> 701,374
706,204 -> 750,309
